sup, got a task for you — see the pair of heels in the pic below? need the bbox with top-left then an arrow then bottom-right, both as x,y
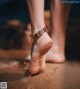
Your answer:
27,27 -> 53,75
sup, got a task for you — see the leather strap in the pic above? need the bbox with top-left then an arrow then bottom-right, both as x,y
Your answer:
32,27 -> 48,45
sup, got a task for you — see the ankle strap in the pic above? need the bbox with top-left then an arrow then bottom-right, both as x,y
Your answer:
32,27 -> 48,45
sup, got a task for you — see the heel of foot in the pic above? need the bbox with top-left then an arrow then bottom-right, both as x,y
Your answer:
40,42 -> 53,55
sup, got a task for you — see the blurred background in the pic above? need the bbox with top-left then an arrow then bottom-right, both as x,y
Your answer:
0,0 -> 80,60
0,0 -> 80,24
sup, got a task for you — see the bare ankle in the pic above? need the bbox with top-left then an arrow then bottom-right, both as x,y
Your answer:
31,25 -> 45,35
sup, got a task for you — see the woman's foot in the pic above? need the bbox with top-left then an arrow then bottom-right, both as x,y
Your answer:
28,28 -> 53,75
45,45 -> 65,63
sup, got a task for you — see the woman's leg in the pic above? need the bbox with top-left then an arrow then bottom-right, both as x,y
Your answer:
45,0 -> 71,63
27,0 -> 53,75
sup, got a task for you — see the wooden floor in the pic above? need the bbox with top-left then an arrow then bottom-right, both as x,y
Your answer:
0,60 -> 80,89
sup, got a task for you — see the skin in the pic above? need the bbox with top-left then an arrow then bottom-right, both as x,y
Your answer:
27,0 -> 72,75
27,0 -> 53,75
45,0 -> 72,63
